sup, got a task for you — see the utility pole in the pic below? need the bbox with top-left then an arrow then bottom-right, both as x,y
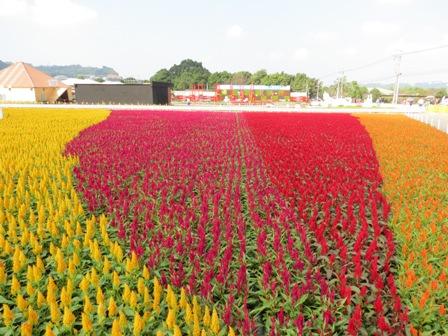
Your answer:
392,54 -> 402,105
336,77 -> 340,100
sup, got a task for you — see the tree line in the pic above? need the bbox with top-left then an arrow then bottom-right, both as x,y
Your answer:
150,59 -> 322,97
150,59 -> 448,100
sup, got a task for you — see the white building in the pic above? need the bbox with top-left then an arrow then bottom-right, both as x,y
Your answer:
0,62 -> 71,103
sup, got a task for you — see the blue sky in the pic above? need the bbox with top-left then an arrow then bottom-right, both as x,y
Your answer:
1,0 -> 448,84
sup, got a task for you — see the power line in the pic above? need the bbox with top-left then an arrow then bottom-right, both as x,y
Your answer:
318,56 -> 391,79
318,43 -> 448,81
397,43 -> 448,56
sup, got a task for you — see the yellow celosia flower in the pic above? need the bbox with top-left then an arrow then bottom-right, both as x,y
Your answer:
179,288 -> 187,309
27,305 -> 38,325
84,295 -> 93,314
55,249 -> 66,273
50,302 -> 60,323
37,291 -> 46,308
90,268 -> 99,286
60,287 -> 70,307
166,308 -> 175,329
201,328 -> 207,336
185,303 -> 193,325
32,265 -> 41,282
133,312 -> 144,335
111,318 -> 122,336
174,325 -> 183,336
103,256 -> 111,274
44,324 -> 55,336
210,308 -> 220,334
0,262 -> 5,284
20,321 -> 33,336
143,265 -> 150,280
68,259 -> 76,276
82,312 -> 93,331
228,327 -> 236,336
119,310 -> 127,328
203,306 -> 210,326
122,284 -> 131,304
137,277 -> 145,295
129,290 -> 138,309
112,271 -> 120,288
143,287 -> 151,305
152,276 -> 162,312
167,285 -> 177,311
11,275 -> 21,295
96,286 -> 104,305
26,282 -> 35,296
13,247 -> 22,273
193,313 -> 200,336
26,265 -> 34,282
36,257 -> 44,272
98,301 -> 106,319
79,276 -> 89,293
2,304 -> 14,326
108,297 -> 118,317
17,294 -> 28,311
62,306 -> 75,327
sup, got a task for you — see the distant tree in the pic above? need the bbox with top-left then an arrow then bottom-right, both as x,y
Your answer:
370,88 -> 382,102
94,77 -> 105,83
169,59 -> 211,90
250,70 -> 268,84
435,88 -> 447,99
262,72 -> 293,86
231,71 -> 252,85
150,68 -> 172,83
400,86 -> 430,97
291,73 -> 309,92
345,81 -> 368,99
150,59 -> 211,90
122,77 -> 137,84
208,71 -> 233,86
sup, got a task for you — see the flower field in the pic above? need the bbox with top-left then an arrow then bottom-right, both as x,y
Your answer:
358,115 -> 448,334
0,109 -> 226,336
0,108 -> 447,335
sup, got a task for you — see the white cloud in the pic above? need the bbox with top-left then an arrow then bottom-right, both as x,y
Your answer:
226,24 -> 243,39
342,47 -> 359,57
375,0 -> 413,5
307,31 -> 340,43
32,0 -> 97,26
268,50 -> 284,61
0,0 -> 27,16
0,0 -> 97,25
362,21 -> 401,35
293,48 -> 309,61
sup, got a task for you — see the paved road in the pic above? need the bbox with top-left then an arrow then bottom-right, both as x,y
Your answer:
406,112 -> 448,134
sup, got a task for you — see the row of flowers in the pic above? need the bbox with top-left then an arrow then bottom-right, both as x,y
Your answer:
358,114 -> 448,334
0,109 -> 228,335
243,113 -> 407,335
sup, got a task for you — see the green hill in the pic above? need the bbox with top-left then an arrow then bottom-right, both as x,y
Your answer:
0,60 -> 119,78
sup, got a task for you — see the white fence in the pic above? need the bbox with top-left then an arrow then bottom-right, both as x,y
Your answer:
405,112 -> 448,134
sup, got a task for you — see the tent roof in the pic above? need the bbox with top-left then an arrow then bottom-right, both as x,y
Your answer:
0,62 -> 68,89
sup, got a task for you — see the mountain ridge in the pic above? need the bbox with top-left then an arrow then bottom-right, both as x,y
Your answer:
0,60 -> 119,78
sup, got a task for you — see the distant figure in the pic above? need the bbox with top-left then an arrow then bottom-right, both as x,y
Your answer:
0,107 -> 3,120
186,97 -> 191,106
418,98 -> 424,107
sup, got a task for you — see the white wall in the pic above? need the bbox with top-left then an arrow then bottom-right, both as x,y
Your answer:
0,88 -> 36,102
